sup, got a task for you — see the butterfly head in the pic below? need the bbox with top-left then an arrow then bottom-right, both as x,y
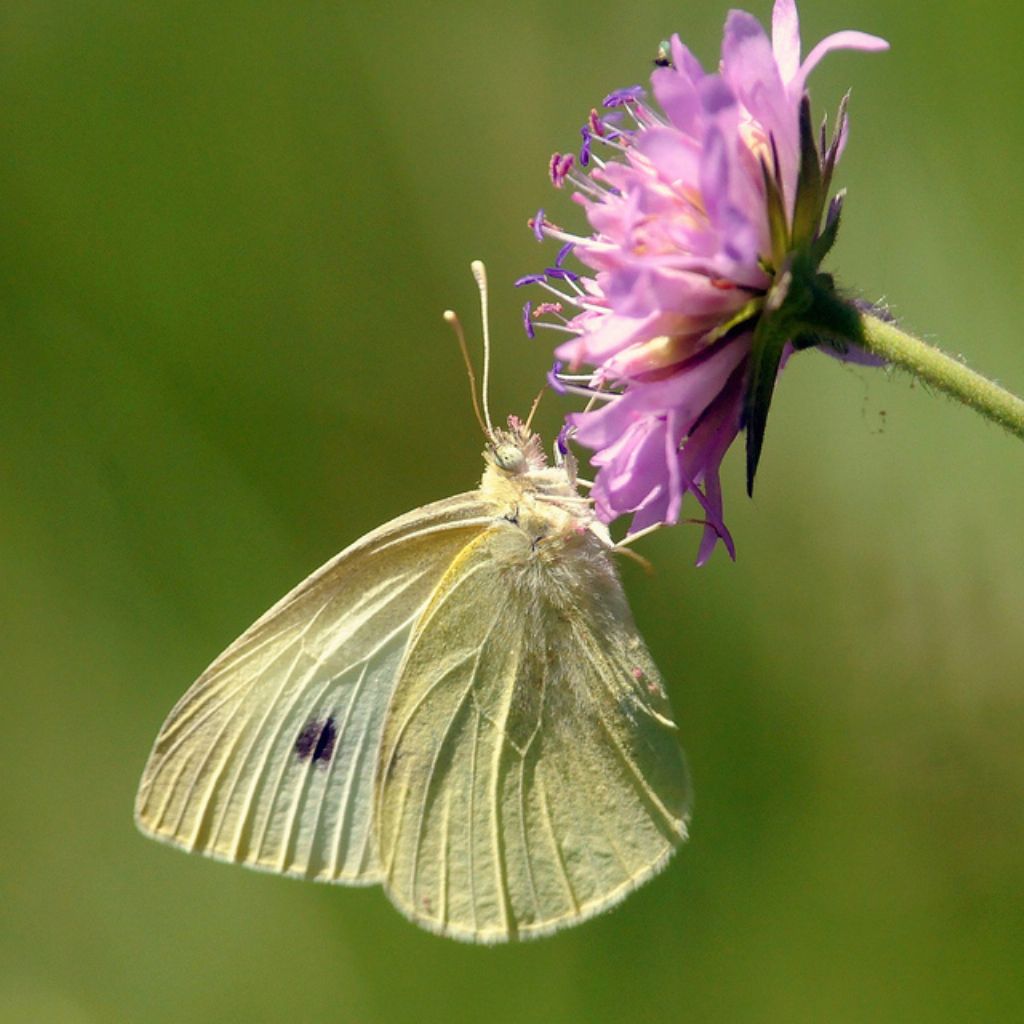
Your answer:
484,416 -> 547,477
481,415 -> 591,527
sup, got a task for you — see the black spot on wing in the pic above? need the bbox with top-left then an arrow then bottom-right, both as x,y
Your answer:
294,720 -> 319,760
294,716 -> 337,766
313,717 -> 337,763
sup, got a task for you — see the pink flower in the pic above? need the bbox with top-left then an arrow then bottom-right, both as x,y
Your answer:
521,0 -> 887,563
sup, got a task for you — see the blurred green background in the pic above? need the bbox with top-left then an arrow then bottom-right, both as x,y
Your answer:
3,1 -> 1022,1021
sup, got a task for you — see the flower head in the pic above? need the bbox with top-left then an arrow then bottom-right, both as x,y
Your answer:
522,0 -> 887,563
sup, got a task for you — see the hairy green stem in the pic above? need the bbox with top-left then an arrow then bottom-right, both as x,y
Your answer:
858,313 -> 1024,441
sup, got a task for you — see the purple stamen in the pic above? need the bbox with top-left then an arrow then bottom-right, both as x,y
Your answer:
579,127 -> 592,167
555,242 -> 574,268
531,208 -> 546,242
549,152 -> 575,188
603,85 -> 645,108
514,274 -> 546,288
522,300 -> 535,339
547,361 -> 568,394
545,266 -> 580,282
556,422 -> 572,454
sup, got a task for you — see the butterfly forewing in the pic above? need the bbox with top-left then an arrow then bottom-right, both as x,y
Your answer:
135,494 -> 494,883
375,522 -> 691,941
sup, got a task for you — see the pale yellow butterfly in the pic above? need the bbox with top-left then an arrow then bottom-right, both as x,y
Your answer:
135,263 -> 691,942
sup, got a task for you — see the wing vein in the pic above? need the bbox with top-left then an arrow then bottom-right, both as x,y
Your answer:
324,660 -> 375,878
225,590 -> 423,860
572,625 -> 682,835
402,607 -> 503,917
179,639 -> 308,848
438,787 -> 451,930
376,558 -> 497,789
466,707 -> 481,936
536,772 -> 579,914
273,655 -> 361,874
515,694 -> 543,921
488,640 -> 520,938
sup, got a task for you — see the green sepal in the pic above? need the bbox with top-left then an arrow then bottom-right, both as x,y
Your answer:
741,251 -> 864,494
810,190 -> 844,266
741,300 -> 791,496
705,295 -> 765,344
740,92 -> 866,495
760,151 -> 790,267
790,97 -> 824,248
819,93 -> 850,196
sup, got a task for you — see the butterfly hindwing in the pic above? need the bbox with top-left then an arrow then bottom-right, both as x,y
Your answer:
375,521 -> 691,941
134,494 -> 494,883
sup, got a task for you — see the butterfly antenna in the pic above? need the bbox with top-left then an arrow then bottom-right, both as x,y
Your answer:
470,260 -> 496,437
443,309 -> 488,438
614,522 -> 663,549
613,544 -> 656,575
524,387 -> 545,431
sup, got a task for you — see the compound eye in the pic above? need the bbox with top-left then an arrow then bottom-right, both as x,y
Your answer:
493,443 -> 526,473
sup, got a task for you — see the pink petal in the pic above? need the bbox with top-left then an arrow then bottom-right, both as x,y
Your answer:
699,126 -> 730,221
651,56 -> 702,134
771,0 -> 802,83
554,310 -> 664,366
606,265 -> 746,319
632,127 -> 701,184
798,31 -> 889,91
720,10 -> 796,194
721,11 -> 787,122
670,34 -> 705,82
